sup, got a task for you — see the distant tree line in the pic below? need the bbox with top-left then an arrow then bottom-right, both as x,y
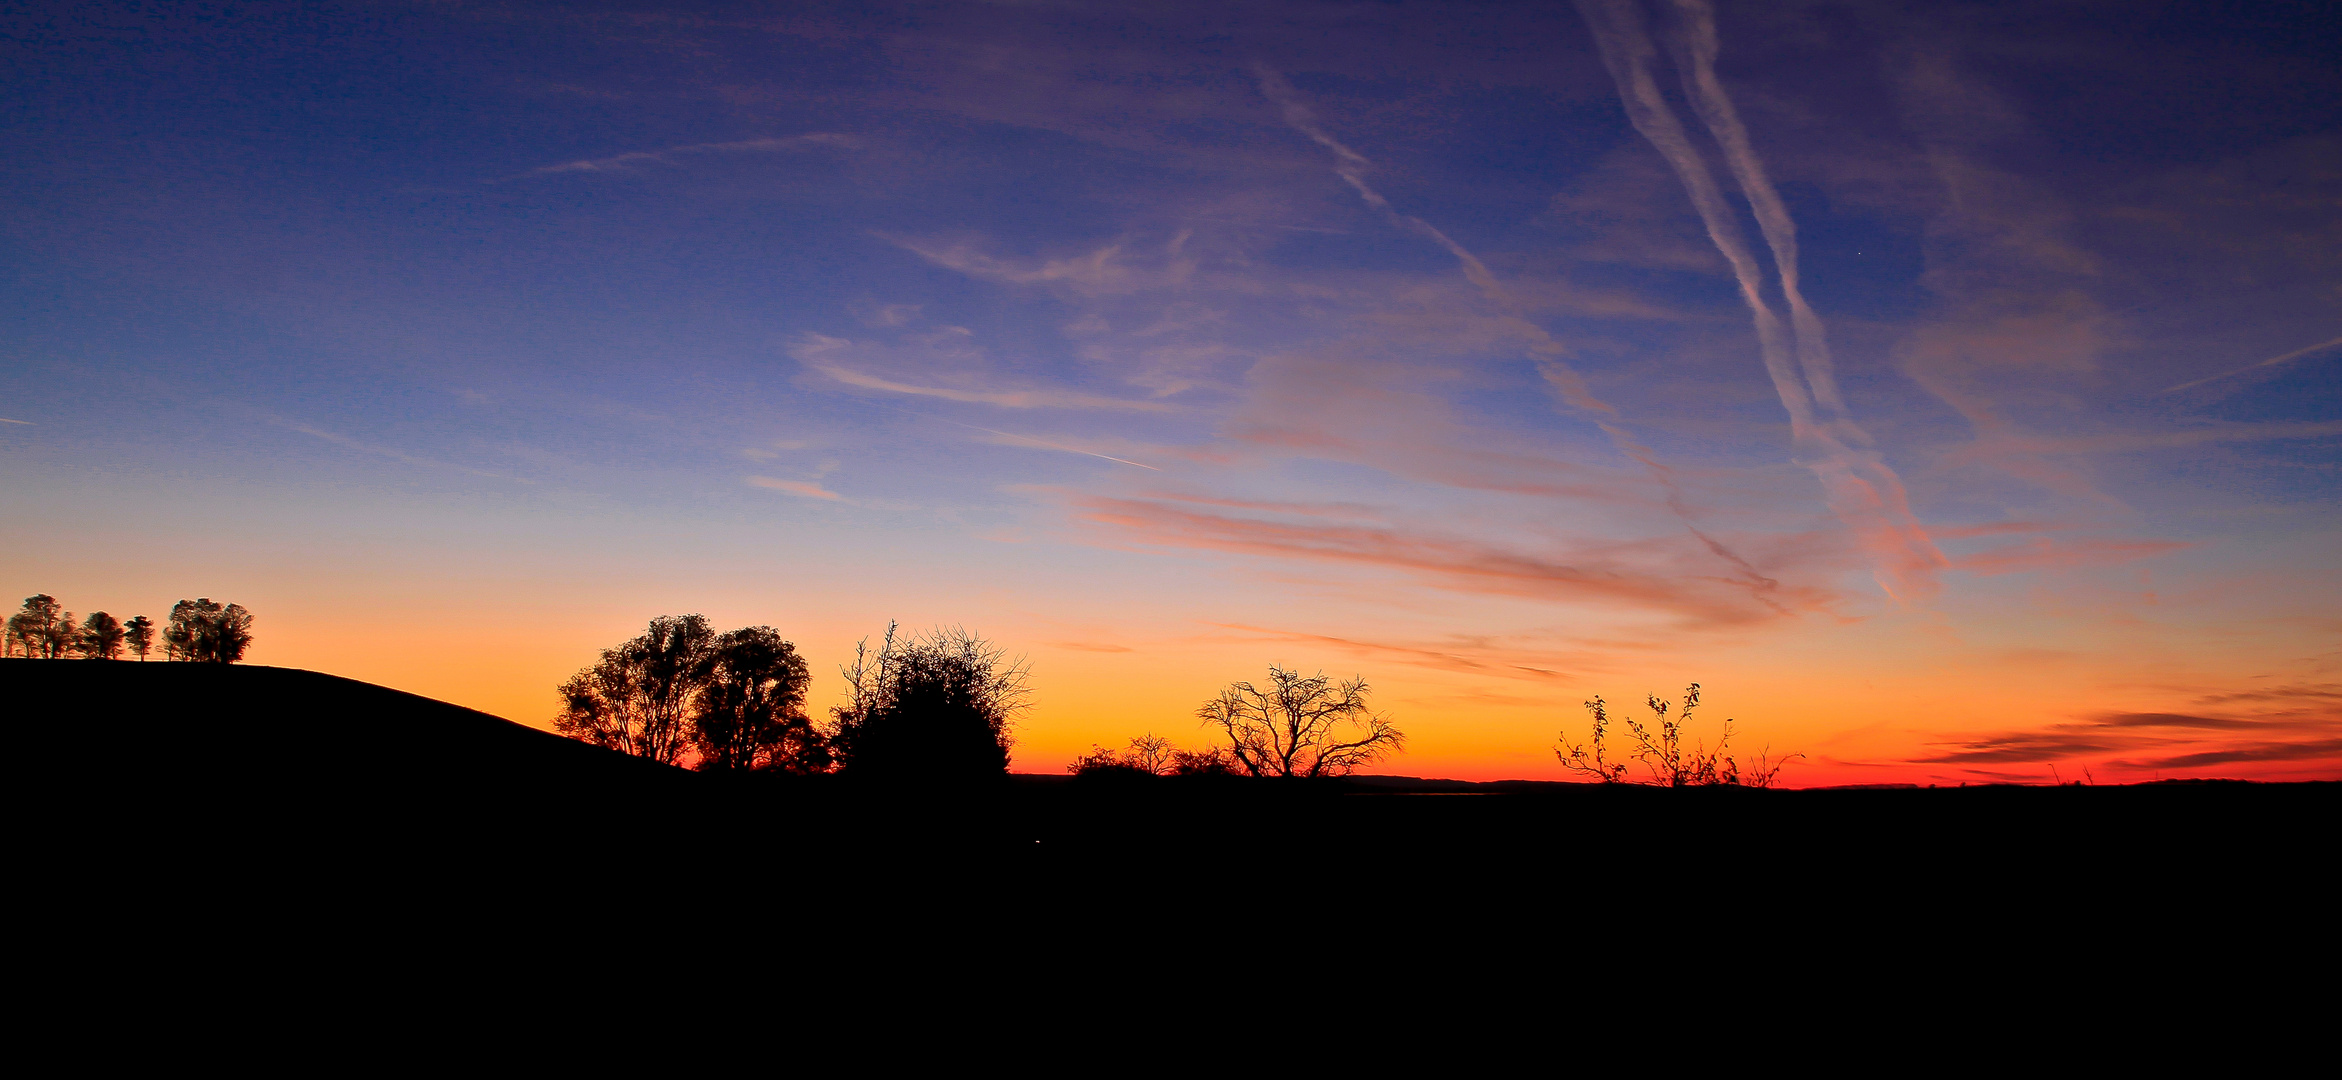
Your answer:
542,610 -> 1795,788
3,594 -> 252,662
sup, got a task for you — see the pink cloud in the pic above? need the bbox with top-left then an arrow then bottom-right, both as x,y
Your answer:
1071,492 -> 1838,624
746,476 -> 844,501
1951,536 -> 2193,575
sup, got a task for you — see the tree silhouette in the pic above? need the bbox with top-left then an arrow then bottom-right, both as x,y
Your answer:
164,599 -> 253,663
693,625 -> 825,773
7,595 -> 74,658
77,612 -> 125,659
1068,732 -> 1188,777
123,616 -> 154,661
556,615 -> 716,766
1197,665 -> 1403,778
829,624 -> 1027,781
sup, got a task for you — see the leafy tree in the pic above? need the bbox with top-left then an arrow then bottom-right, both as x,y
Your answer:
123,616 -> 154,661
1197,665 -> 1404,778
830,623 -> 1027,781
77,612 -> 125,659
1,595 -> 48,656
165,599 -> 253,663
556,615 -> 717,766
8,595 -> 74,658
693,625 -> 824,773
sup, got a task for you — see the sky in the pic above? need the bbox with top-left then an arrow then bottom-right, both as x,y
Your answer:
4,0 -> 2337,784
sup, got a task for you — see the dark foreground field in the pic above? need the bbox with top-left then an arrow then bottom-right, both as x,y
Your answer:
12,658 -> 2331,909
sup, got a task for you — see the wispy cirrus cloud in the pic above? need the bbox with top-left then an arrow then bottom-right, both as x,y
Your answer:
789,333 -> 1176,412
888,236 -> 1181,296
280,419 -> 528,483
1949,536 -> 2194,575
1071,491 -> 1839,625
2163,335 -> 2342,394
1205,622 -> 1594,682
746,475 -> 845,501
520,132 -> 859,177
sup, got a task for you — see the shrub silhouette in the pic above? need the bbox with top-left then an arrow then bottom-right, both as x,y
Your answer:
830,623 -> 1026,782
1068,733 -> 1186,778
1557,683 -> 1797,787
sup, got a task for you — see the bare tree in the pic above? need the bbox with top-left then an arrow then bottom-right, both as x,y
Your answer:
1197,665 -> 1404,778
77,612 -> 125,659
123,616 -> 154,661
555,615 -> 717,766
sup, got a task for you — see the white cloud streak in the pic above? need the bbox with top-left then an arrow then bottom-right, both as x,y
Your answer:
282,420 -> 528,482
1577,0 -> 1947,601
523,132 -> 859,177
791,334 -> 1176,412
747,476 -> 846,501
1251,64 -> 1612,415
1254,62 -> 1800,613
2162,335 -> 2342,394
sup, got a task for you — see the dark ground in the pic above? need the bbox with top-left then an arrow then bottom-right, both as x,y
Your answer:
11,659 -> 2331,917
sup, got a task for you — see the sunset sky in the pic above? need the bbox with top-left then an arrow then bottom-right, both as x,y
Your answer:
5,0 -> 2337,783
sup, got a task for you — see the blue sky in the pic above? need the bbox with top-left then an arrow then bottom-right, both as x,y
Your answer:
6,0 -> 2337,780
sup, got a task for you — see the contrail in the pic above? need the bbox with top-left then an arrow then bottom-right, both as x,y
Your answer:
1663,0 -> 1849,421
2162,335 -> 2342,394
1576,0 -> 1947,602
1253,64 -> 1611,414
1256,64 -> 1793,611
903,407 -> 1160,470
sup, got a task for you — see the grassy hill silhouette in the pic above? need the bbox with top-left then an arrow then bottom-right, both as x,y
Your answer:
6,659 -> 684,812
11,658 -> 2328,884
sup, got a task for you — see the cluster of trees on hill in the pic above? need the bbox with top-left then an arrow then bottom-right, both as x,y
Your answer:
559,617 -> 1418,783
557,617 -> 1030,780
3,594 -> 253,663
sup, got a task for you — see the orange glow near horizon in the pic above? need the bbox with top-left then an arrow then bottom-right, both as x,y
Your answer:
3,1 -> 2335,785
